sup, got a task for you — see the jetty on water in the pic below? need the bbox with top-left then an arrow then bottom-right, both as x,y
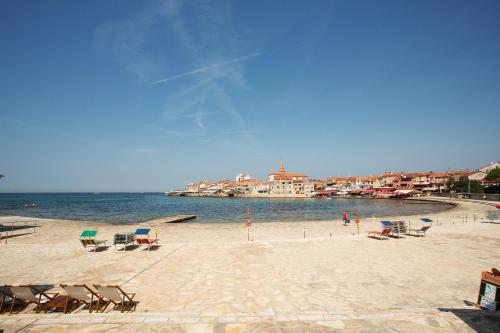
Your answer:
145,214 -> 196,225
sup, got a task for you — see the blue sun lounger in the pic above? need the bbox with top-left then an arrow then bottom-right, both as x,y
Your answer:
134,228 -> 159,250
408,219 -> 432,237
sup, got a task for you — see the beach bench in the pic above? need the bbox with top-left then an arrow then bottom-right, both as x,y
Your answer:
135,228 -> 159,250
368,227 -> 392,240
407,225 -> 431,237
113,233 -> 135,251
94,285 -> 138,313
6,285 -> 59,314
60,284 -> 101,313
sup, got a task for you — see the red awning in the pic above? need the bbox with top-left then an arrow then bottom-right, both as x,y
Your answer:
316,190 -> 337,195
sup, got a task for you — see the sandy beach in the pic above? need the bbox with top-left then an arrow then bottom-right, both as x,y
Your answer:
1,197 -> 500,332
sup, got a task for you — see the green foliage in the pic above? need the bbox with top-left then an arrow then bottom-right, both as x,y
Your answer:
485,167 -> 500,181
447,178 -> 484,193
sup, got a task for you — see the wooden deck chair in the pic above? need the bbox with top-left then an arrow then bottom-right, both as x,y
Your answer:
93,285 -> 138,313
6,285 -> 59,314
408,225 -> 431,237
60,284 -> 101,313
0,286 -> 14,314
368,227 -> 392,240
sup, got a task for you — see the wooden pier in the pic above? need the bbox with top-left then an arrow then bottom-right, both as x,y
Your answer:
145,215 -> 196,226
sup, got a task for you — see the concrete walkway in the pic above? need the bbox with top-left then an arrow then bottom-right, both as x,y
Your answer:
2,308 -> 500,332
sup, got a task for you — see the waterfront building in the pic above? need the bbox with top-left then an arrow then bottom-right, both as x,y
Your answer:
186,182 -> 199,192
355,176 -> 382,189
326,177 -> 356,190
394,173 -> 416,189
429,172 -> 448,192
381,172 -> 402,187
268,161 -> 313,197
446,169 -> 471,182
411,172 -> 431,191
250,180 -> 270,196
312,179 -> 326,191
469,161 -> 500,182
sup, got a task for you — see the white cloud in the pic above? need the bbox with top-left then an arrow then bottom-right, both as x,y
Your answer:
151,52 -> 262,84
132,147 -> 160,154
96,0 -> 257,144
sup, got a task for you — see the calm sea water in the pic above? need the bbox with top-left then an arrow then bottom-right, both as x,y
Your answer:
0,193 -> 456,224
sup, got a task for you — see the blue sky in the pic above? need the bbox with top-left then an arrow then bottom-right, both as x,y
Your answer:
1,0 -> 500,192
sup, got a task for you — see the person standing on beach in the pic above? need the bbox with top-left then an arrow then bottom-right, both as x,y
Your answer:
354,208 -> 360,234
343,209 -> 350,225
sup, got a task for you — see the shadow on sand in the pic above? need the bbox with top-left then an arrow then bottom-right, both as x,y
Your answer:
438,302 -> 500,333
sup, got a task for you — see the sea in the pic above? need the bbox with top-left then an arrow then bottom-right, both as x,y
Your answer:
0,193 -> 459,224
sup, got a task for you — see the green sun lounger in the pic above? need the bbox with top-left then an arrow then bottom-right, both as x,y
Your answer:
80,230 -> 107,252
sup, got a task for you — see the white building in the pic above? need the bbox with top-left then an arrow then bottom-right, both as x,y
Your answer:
235,173 -> 252,182
469,161 -> 500,182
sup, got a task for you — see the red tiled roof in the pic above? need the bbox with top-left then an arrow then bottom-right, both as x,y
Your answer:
273,174 -> 308,180
430,173 -> 447,178
269,172 -> 306,177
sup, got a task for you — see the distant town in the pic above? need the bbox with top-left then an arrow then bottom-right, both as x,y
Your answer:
168,161 -> 500,198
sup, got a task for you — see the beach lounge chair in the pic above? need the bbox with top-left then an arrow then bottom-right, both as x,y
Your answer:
136,237 -> 159,250
0,286 -> 13,314
389,220 -> 407,238
407,225 -> 431,237
6,285 -> 59,314
93,285 -> 138,313
60,284 -> 101,313
80,230 -> 107,252
80,239 -> 107,252
368,227 -> 392,240
134,228 -> 159,251
113,233 -> 135,251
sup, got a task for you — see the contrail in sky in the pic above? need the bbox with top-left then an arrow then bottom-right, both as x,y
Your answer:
151,51 -> 262,85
